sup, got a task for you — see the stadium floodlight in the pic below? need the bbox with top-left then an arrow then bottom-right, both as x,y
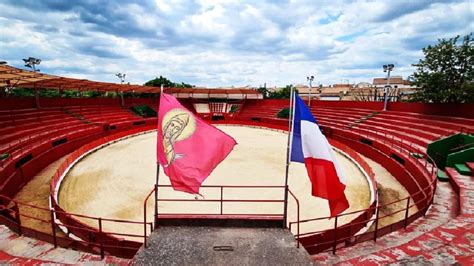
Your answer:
307,75 -> 314,106
115,73 -> 126,106
23,57 -> 41,72
115,73 -> 126,84
382,64 -> 395,111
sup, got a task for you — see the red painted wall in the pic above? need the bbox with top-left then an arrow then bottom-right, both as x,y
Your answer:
0,98 -> 35,110
241,99 -> 474,118
40,98 -> 121,107
124,98 -> 158,107
387,102 -> 474,118
0,97 -> 473,118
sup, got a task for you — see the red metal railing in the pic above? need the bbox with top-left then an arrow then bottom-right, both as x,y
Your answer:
0,194 -> 150,259
287,188 -> 300,248
289,125 -> 437,254
216,119 -> 437,254
46,126 -> 157,257
0,118 -> 439,258
151,184 -> 286,216
143,184 -> 301,248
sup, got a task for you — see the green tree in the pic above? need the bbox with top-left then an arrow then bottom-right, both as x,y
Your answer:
63,90 -> 81,98
144,75 -> 193,88
11,88 -> 35,97
257,86 -> 269,98
410,33 -> 474,103
268,85 -> 296,99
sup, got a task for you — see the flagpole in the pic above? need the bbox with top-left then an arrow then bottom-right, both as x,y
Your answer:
154,84 -> 164,228
283,86 -> 295,227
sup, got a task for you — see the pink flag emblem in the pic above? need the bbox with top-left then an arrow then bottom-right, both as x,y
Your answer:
157,93 -> 237,194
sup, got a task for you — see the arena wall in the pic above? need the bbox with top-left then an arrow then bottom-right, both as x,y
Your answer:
0,97 -> 444,258
1,97 -> 473,118
50,126 -> 156,258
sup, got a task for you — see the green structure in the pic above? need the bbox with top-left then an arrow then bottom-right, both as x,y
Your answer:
427,133 -> 474,178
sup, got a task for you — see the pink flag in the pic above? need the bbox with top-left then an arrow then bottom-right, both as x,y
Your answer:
157,93 -> 237,194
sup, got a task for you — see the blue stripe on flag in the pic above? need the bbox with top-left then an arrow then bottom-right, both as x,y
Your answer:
290,95 -> 318,163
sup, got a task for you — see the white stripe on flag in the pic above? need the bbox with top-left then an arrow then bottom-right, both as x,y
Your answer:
300,120 -> 346,184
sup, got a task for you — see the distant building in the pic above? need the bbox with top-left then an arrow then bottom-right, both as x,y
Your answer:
373,76 -> 417,100
291,76 -> 417,102
349,76 -> 417,101
372,76 -> 413,90
296,83 -> 353,101
354,82 -> 372,89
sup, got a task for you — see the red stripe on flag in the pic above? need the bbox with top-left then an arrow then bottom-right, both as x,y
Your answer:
304,157 -> 349,217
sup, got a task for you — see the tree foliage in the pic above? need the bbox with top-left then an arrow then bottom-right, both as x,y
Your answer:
276,107 -> 290,118
256,86 -> 269,98
2,87 -> 117,98
269,85 -> 294,99
256,85 -> 297,99
410,33 -> 474,103
144,75 -> 193,88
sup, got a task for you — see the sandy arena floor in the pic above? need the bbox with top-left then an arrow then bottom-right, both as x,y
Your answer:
13,156 -> 68,237
58,126 -> 373,241
359,156 -> 418,230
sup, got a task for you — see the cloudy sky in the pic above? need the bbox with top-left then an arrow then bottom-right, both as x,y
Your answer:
0,0 -> 472,87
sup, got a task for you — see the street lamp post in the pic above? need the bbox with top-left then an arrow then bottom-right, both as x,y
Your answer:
23,57 -> 41,72
382,64 -> 394,111
115,73 -> 126,84
307,75 -> 314,106
115,73 -> 126,106
23,57 -> 42,108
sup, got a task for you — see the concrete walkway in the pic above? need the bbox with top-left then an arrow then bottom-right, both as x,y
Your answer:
133,226 -> 314,265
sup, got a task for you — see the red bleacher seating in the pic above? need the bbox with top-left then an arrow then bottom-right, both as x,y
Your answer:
237,100 -> 474,156
0,105 -> 153,199
65,105 -> 144,129
0,108 -> 103,162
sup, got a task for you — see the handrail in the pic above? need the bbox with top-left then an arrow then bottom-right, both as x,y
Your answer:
153,184 -> 286,217
291,126 -> 437,253
0,194 -> 151,259
1,118 -> 441,258
217,119 -> 438,254
46,126 -> 156,257
143,185 -> 156,248
287,188 -> 300,248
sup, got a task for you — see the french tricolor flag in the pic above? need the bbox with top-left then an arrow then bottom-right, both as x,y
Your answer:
290,95 -> 349,217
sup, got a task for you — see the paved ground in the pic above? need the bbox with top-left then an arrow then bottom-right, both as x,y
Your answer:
0,225 -> 130,265
133,226 -> 314,265
312,181 -> 459,264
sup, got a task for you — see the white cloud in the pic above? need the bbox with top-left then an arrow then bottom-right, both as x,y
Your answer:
0,0 -> 471,87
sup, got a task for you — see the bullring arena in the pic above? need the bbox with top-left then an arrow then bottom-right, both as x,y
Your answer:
0,64 -> 473,264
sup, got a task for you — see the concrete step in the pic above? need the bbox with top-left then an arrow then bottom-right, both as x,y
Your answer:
133,226 -> 313,265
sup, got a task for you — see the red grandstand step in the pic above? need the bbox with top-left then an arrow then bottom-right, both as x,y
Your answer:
0,250 -> 57,265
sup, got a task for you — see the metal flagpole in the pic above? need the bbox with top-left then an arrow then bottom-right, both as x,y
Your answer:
154,84 -> 164,228
283,86 -> 295,227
